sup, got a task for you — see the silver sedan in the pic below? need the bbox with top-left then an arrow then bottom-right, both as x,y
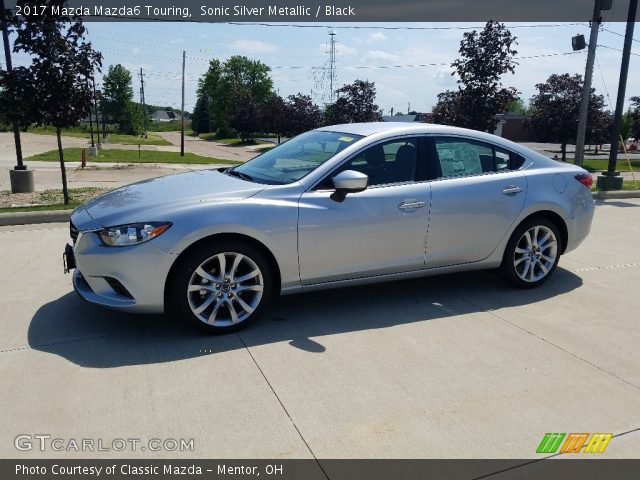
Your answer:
64,123 -> 595,333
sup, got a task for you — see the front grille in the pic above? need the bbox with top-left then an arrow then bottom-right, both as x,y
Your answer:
70,221 -> 79,243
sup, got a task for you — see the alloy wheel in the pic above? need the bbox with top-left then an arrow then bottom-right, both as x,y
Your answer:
513,225 -> 558,283
187,252 -> 264,326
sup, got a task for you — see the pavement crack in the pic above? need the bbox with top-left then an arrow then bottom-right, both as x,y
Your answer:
236,332 -> 330,480
459,296 -> 640,393
0,329 -> 142,354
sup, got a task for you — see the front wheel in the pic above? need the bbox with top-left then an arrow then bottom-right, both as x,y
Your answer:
501,218 -> 562,288
169,241 -> 273,333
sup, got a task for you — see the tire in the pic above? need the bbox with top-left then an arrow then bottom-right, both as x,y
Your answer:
500,217 -> 562,289
168,240 -> 273,334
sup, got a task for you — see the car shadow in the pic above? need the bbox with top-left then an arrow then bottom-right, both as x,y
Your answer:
28,268 -> 583,368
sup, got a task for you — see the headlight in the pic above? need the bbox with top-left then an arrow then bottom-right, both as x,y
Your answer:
98,222 -> 172,247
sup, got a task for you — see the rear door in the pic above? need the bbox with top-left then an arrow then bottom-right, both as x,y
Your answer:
426,136 -> 527,268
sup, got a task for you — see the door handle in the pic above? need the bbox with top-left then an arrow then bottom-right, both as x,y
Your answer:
502,185 -> 524,196
398,200 -> 426,211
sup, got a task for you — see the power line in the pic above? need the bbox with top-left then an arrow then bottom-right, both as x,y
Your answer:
595,53 -> 614,110
597,43 -> 640,56
75,16 -> 585,30
186,50 -> 583,70
601,27 -> 640,44
224,21 -> 585,31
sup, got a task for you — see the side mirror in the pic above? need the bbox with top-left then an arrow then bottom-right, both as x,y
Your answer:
330,170 -> 368,203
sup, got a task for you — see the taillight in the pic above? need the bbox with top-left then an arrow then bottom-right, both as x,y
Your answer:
575,173 -> 593,188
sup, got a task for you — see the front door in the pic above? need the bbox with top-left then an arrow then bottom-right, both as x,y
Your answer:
298,137 -> 431,285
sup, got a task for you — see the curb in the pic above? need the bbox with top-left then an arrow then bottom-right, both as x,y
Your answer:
592,190 -> 640,200
1,191 -> 640,227
0,210 -> 71,227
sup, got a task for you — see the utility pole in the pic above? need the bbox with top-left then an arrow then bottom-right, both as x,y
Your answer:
574,0 -> 605,167
328,31 -> 336,103
139,67 -> 148,139
597,0 -> 638,190
88,81 -> 95,149
1,0 -> 33,192
92,77 -> 101,145
181,50 -> 185,157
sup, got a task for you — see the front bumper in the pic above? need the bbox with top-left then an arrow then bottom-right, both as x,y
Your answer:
68,227 -> 176,314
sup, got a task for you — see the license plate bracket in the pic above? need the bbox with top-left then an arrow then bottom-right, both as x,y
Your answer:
63,243 -> 76,274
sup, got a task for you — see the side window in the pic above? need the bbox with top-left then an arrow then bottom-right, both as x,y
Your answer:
494,147 -> 510,171
433,138 -> 525,178
434,138 -> 492,178
329,138 -> 419,187
510,152 -> 526,170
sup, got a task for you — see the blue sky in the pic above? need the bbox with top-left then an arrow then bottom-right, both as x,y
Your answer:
10,20 -> 640,114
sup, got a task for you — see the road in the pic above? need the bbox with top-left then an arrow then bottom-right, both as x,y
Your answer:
0,200 -> 639,462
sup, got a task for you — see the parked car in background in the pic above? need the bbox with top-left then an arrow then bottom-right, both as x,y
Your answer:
64,123 -> 595,333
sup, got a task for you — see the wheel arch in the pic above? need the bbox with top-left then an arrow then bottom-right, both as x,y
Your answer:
515,210 -> 568,254
163,232 -> 283,309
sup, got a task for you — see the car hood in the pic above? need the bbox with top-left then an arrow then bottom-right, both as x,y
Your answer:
78,169 -> 264,228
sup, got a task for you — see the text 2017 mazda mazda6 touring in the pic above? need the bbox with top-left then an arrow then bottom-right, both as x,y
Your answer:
63,123 -> 594,333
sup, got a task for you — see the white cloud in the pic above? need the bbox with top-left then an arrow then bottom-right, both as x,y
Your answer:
362,50 -> 402,64
338,44 -> 358,57
354,31 -> 387,45
367,31 -> 387,43
230,39 -> 280,54
433,65 -> 456,87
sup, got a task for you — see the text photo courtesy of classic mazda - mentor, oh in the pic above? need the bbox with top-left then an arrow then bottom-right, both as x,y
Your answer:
63,122 -> 595,333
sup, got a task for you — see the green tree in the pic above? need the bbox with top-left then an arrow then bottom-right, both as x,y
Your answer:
120,101 -> 144,136
324,79 -> 383,125
228,92 -> 262,142
101,64 -> 142,135
527,73 -> 609,162
630,96 -> 640,140
506,97 -> 528,114
2,0 -> 101,204
262,94 -> 287,143
432,21 -> 519,132
191,95 -> 210,134
283,94 -> 322,136
197,56 -> 273,137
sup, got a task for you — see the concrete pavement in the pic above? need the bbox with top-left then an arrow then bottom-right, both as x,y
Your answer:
0,200 -> 638,460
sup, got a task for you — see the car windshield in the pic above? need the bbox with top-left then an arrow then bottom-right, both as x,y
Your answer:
229,130 -> 363,185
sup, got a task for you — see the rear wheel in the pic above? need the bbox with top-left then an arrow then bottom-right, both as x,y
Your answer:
169,241 -> 273,333
501,218 -> 562,288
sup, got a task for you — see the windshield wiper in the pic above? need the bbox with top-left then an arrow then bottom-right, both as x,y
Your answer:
225,167 -> 255,182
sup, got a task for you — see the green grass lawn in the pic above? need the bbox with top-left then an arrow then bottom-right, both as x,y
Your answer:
254,145 -> 275,153
147,120 -> 192,132
577,158 -> 640,172
26,148 -> 239,165
27,126 -> 172,146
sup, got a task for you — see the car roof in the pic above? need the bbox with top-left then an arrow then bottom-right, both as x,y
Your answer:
318,122 -> 538,158
319,121 -> 508,137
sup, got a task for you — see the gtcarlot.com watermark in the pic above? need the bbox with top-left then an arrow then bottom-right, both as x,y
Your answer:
15,434 -> 194,453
